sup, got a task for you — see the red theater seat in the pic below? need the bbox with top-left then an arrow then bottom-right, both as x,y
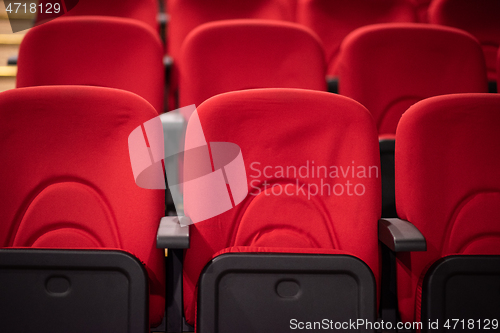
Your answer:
296,0 -> 415,78
166,0 -> 295,110
178,19 -> 326,108
164,88 -> 381,331
0,86 -> 165,330
16,16 -> 164,113
36,0 -> 159,31
166,0 -> 294,62
429,0 -> 500,86
394,93 -> 500,324
337,23 -> 488,136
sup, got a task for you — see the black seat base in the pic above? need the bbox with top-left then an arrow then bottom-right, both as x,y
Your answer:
198,253 -> 377,333
0,249 -> 149,333
422,255 -> 500,332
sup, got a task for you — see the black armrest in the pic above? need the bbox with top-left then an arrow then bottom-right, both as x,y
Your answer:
164,55 -> 174,108
379,138 -> 396,218
163,55 -> 174,76
326,76 -> 339,94
378,218 -> 426,252
7,55 -> 18,66
488,80 -> 497,93
157,216 -> 190,249
378,216 -> 425,328
379,137 -> 395,152
159,216 -> 191,332
157,13 -> 168,45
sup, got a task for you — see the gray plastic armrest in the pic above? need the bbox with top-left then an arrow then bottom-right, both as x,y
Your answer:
157,216 -> 190,249
160,111 -> 184,132
378,218 -> 426,252
160,112 -> 186,212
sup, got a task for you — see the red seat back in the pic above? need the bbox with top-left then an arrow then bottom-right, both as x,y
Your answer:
16,16 -> 164,113
0,86 -> 165,326
182,88 -> 381,325
498,48 -> 500,89
395,93 -> 500,322
407,0 -> 432,22
337,23 -> 488,135
167,0 -> 294,61
429,0 -> 500,82
36,0 -> 159,31
296,0 -> 416,77
178,19 -> 326,108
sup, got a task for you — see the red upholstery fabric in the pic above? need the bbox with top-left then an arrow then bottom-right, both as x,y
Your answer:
497,48 -> 500,90
296,0 -> 415,77
16,16 -> 164,113
166,0 -> 294,61
178,19 -> 326,108
429,0 -> 500,82
36,0 -> 159,31
182,88 -> 381,325
395,93 -> 500,322
407,0 -> 432,22
337,23 -> 488,136
166,0 -> 295,110
0,86 -> 166,326
214,246 -> 355,258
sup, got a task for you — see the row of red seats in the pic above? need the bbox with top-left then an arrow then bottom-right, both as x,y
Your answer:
19,16 -> 492,137
166,0 -> 500,88
1,85 -> 499,332
19,3 -> 500,225
178,20 -> 489,136
17,16 -> 487,216
16,13 -> 495,221
167,16 -> 494,218
2,1 -> 499,332
21,3 -> 499,220
33,0 -> 500,97
35,0 -> 160,31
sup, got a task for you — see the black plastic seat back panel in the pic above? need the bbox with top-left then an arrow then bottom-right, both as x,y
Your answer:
422,255 -> 500,332
0,249 -> 148,333
198,253 -> 376,333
